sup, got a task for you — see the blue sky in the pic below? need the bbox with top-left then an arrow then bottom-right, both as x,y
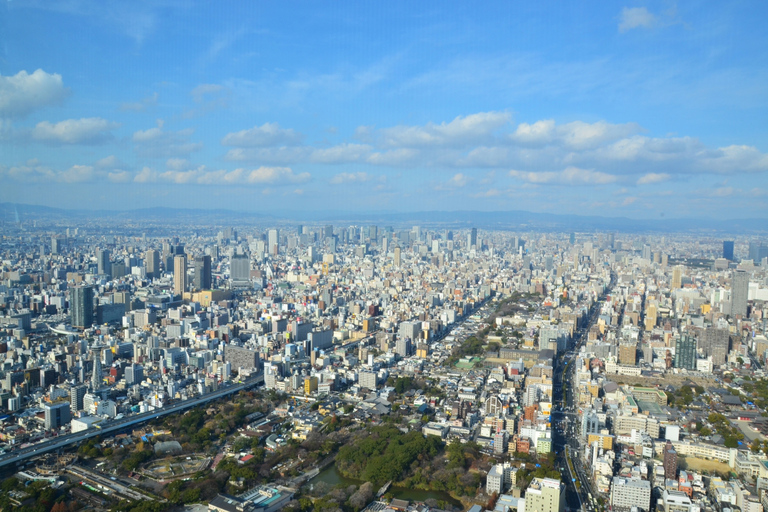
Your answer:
1,1 -> 767,219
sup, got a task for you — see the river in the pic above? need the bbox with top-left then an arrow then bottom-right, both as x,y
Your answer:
310,464 -> 464,509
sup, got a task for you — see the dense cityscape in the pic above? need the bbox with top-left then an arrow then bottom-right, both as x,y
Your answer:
0,217 -> 767,512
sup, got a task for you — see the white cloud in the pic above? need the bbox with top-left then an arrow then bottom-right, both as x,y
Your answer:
310,144 -> 371,164
3,163 -> 96,183
134,166 -> 158,183
448,173 -> 469,187
330,172 -> 373,185
132,120 -> 202,158
380,111 -> 511,148
32,117 -> 119,144
166,158 -> 192,171
637,173 -> 671,185
509,166 -> 617,185
511,120 -> 556,145
95,155 -> 121,169
120,92 -> 158,112
367,148 -> 419,166
222,122 -> 303,147
0,69 -> 68,117
619,7 -> 657,32
621,196 -> 637,206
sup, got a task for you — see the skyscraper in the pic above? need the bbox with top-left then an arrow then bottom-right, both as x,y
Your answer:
173,254 -> 187,294
674,335 -> 697,370
45,402 -> 71,430
731,269 -> 749,318
193,255 -> 212,290
268,229 -> 279,256
71,285 -> 94,329
700,327 -> 730,366
672,266 -> 683,289
70,384 -> 86,412
90,343 -> 103,391
723,241 -> 734,261
663,440 -> 677,480
146,249 -> 160,279
231,253 -> 250,283
96,248 -> 111,275
468,227 -> 477,248
393,246 -> 401,267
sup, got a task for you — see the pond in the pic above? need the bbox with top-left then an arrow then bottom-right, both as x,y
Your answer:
310,464 -> 464,509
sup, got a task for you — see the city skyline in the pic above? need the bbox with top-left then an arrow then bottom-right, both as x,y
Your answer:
2,2 -> 768,219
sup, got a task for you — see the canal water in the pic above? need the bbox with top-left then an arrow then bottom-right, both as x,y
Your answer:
310,464 -> 463,508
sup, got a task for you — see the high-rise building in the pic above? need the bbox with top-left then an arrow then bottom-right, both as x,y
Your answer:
90,344 -> 103,391
71,286 -> 94,329
618,342 -> 637,366
610,477 -> 651,512
394,246 -> 401,267
672,266 -> 683,289
525,477 -> 564,512
51,236 -> 59,254
193,255 -> 212,290
125,364 -> 143,385
468,227 -> 477,248
663,440 -> 677,480
723,241 -> 735,261
145,249 -> 160,279
45,402 -> 71,430
231,253 -> 250,283
174,255 -> 187,294
731,269 -> 749,318
96,249 -> 111,275
70,384 -> 87,412
268,229 -> 279,256
674,335 -> 697,370
700,327 -> 730,366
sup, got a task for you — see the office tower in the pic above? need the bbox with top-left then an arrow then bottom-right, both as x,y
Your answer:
608,232 -> 615,249
323,225 -> 333,239
525,478 -> 565,512
173,255 -> 187,294
569,232 -> 576,245
45,402 -> 71,430
468,227 -> 477,248
618,343 -> 637,366
393,246 -> 401,267
71,285 -> 94,329
672,266 -> 683,289
125,364 -> 143,385
395,337 -> 412,358
96,249 -> 111,275
748,241 -> 762,261
111,262 -> 127,279
268,229 -> 279,256
145,249 -> 160,279
51,236 -> 59,254
723,241 -> 735,261
231,253 -> 250,283
663,440 -> 677,480
731,269 -> 749,318
700,327 -> 730,366
90,343 -> 103,391
70,384 -> 86,412
610,477 -> 651,512
642,244 -> 652,260
193,255 -> 212,290
674,335 -> 697,370
224,345 -> 260,371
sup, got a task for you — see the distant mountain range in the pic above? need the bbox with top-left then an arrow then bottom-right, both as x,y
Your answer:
0,202 -> 765,234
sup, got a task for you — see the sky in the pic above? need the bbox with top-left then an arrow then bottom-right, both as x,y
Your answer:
1,1 -> 767,219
